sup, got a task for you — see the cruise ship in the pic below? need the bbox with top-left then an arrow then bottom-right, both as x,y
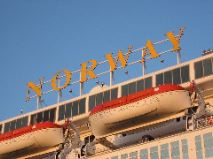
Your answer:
0,28 -> 212,159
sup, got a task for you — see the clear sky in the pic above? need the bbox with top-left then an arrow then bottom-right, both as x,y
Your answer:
0,0 -> 213,121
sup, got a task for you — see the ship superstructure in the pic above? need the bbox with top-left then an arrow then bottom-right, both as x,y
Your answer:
0,29 -> 212,159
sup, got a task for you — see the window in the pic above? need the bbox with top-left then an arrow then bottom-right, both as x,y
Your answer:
111,88 -> 118,100
96,93 -> 103,106
89,88 -> 118,110
4,122 -> 10,133
203,59 -> 213,76
140,149 -> 148,159
129,82 -> 137,94
195,135 -> 203,159
4,116 -> 28,133
58,98 -> 86,121
156,74 -> 163,86
111,156 -> 118,159
122,77 -> 152,97
150,146 -> 159,159
79,98 -> 86,115
122,84 -> 129,96
31,108 -> 56,125
103,91 -> 110,103
58,105 -> 65,121
181,139 -> 189,159
156,65 -> 190,86
129,151 -> 138,159
137,79 -> 144,91
164,71 -> 172,84
37,112 -> 43,123
160,144 -> 169,159
181,66 -> 190,83
171,141 -> 180,159
195,58 -> 213,79
43,110 -> 50,122
72,101 -> 79,117
89,95 -> 96,110
65,103 -> 72,118
195,61 -> 203,79
121,154 -> 128,159
145,77 -> 152,89
0,125 -> 2,134
203,132 -> 213,158
172,68 -> 181,84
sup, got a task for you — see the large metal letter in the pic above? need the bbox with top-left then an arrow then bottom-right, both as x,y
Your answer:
166,32 -> 180,52
51,69 -> 72,91
105,50 -> 129,72
145,40 -> 159,58
27,82 -> 42,97
80,59 -> 97,82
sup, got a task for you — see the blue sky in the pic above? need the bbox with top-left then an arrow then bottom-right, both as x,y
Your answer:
0,0 -> 213,121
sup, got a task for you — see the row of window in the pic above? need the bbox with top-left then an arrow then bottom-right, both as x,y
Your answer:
108,139 -> 189,159
156,65 -> 190,86
31,108 -> 56,125
58,98 -> 86,121
194,58 -> 213,79
121,77 -> 152,97
106,132 -> 213,159
195,133 -> 213,159
4,116 -> 28,133
89,88 -> 118,110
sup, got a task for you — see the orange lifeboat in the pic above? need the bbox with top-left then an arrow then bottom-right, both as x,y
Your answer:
0,122 -> 64,156
89,84 -> 192,137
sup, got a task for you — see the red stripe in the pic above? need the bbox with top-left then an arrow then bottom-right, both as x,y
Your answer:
0,122 -> 62,142
90,84 -> 185,116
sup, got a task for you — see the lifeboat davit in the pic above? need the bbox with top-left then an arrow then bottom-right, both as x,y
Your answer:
0,122 -> 64,156
89,84 -> 192,137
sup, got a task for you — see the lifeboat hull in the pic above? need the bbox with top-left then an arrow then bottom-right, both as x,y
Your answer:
89,85 -> 191,137
0,122 -> 64,155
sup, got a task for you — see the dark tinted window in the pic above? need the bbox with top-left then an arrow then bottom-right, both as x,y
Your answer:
31,108 -> 55,124
58,105 -> 65,121
111,88 -> 118,100
3,116 -> 28,133
145,77 -> 152,89
79,98 -> 86,114
4,123 -> 10,133
164,71 -> 172,84
65,103 -> 72,118
49,109 -> 55,122
137,79 -> 144,91
195,61 -> 203,79
173,68 -> 181,84
89,95 -> 96,110
203,58 -> 212,76
96,93 -> 103,106
156,74 -> 163,86
0,125 -> 2,134
43,110 -> 49,122
16,118 -> 22,129
22,117 -> 28,127
31,114 -> 37,125
122,85 -> 128,96
103,90 -> 110,102
72,101 -> 79,117
181,65 -> 190,83
37,112 -> 43,123
129,82 -> 136,94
